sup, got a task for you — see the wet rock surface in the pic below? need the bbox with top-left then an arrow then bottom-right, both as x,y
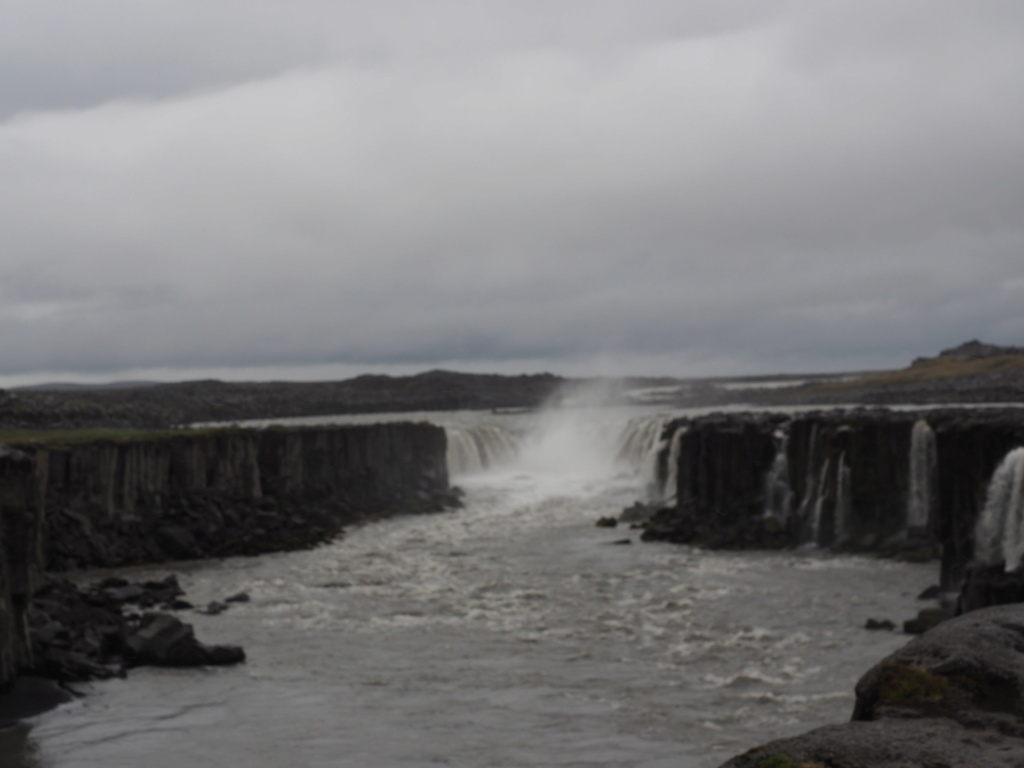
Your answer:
28,575 -> 244,683
719,604 -> 1024,767
0,421 -> 455,709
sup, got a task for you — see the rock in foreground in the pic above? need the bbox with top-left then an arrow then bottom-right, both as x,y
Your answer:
719,604 -> 1024,767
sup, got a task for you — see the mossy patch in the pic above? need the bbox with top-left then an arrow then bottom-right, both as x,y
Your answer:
874,662 -> 950,710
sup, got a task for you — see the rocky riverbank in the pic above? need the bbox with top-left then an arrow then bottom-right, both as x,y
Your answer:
0,420 -> 454,714
0,574 -> 246,728
719,604 -> 1024,767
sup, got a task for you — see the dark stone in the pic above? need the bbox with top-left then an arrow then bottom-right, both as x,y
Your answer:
864,618 -> 895,631
640,507 -> 698,544
225,592 -> 250,603
957,563 -> 1024,614
595,516 -> 618,528
902,608 -> 945,635
103,584 -> 145,604
619,502 -> 657,524
156,525 -> 201,559
0,677 -> 74,728
917,584 -> 942,600
124,613 -> 244,667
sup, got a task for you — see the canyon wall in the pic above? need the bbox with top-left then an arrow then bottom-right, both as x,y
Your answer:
646,408 -> 1024,591
0,422 -> 450,688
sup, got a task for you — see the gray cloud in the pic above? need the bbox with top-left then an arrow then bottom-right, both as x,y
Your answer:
1,1 -> 1023,383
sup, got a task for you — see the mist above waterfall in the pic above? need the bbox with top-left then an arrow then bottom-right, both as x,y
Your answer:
513,381 -> 640,479
443,380 -> 673,498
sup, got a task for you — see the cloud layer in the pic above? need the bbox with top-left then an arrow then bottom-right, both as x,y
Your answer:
2,1 -> 1024,383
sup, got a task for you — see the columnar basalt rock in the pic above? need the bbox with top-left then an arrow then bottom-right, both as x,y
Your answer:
0,422 -> 451,690
643,408 -> 1024,598
0,447 -> 46,689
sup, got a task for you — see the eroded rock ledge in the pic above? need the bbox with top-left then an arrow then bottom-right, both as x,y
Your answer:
719,604 -> 1024,767
0,422 -> 453,693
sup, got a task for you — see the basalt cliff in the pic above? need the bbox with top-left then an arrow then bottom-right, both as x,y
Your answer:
0,422 -> 451,691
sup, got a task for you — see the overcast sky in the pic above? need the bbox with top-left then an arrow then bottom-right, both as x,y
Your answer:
2,0 -> 1023,386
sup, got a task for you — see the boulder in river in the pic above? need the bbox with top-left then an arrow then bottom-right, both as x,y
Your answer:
124,613 -> 245,667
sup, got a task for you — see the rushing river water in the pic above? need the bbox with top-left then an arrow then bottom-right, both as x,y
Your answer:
4,405 -> 935,768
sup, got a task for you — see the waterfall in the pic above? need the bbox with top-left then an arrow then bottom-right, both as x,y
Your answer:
974,447 -> 1024,570
809,456 -> 831,546
834,451 -> 852,544
614,416 -> 668,466
796,423 -> 823,538
610,417 -> 675,501
762,430 -> 792,522
446,425 -> 519,477
905,419 -> 937,533
663,426 -> 687,504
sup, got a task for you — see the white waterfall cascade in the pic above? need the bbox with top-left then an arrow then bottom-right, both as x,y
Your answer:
834,451 -> 853,545
797,424 -> 823,537
809,456 -> 831,546
662,425 -> 687,504
614,415 -> 677,501
446,425 -> 520,477
974,447 -> 1024,570
906,419 -> 937,532
762,430 -> 792,522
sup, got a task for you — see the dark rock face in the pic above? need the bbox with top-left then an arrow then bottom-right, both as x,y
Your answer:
0,422 -> 451,690
643,410 -> 921,550
28,576 -> 244,684
720,605 -> 1024,767
645,409 -> 1024,600
957,564 -> 1024,615
0,447 -> 45,691
39,424 -> 450,571
932,415 -> 1024,590
642,414 -> 790,548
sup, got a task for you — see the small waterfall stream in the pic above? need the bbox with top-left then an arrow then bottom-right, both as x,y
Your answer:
763,431 -> 792,522
834,451 -> 852,545
614,415 -> 678,501
974,447 -> 1024,570
446,425 -> 520,476
906,420 -> 937,533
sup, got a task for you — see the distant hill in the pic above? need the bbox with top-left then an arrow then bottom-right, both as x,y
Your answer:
0,371 -> 565,429
760,341 -> 1024,406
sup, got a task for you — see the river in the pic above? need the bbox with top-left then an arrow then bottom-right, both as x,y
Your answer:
3,405 -> 935,768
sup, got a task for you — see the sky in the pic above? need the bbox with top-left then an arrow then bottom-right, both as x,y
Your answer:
2,0 -> 1023,386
